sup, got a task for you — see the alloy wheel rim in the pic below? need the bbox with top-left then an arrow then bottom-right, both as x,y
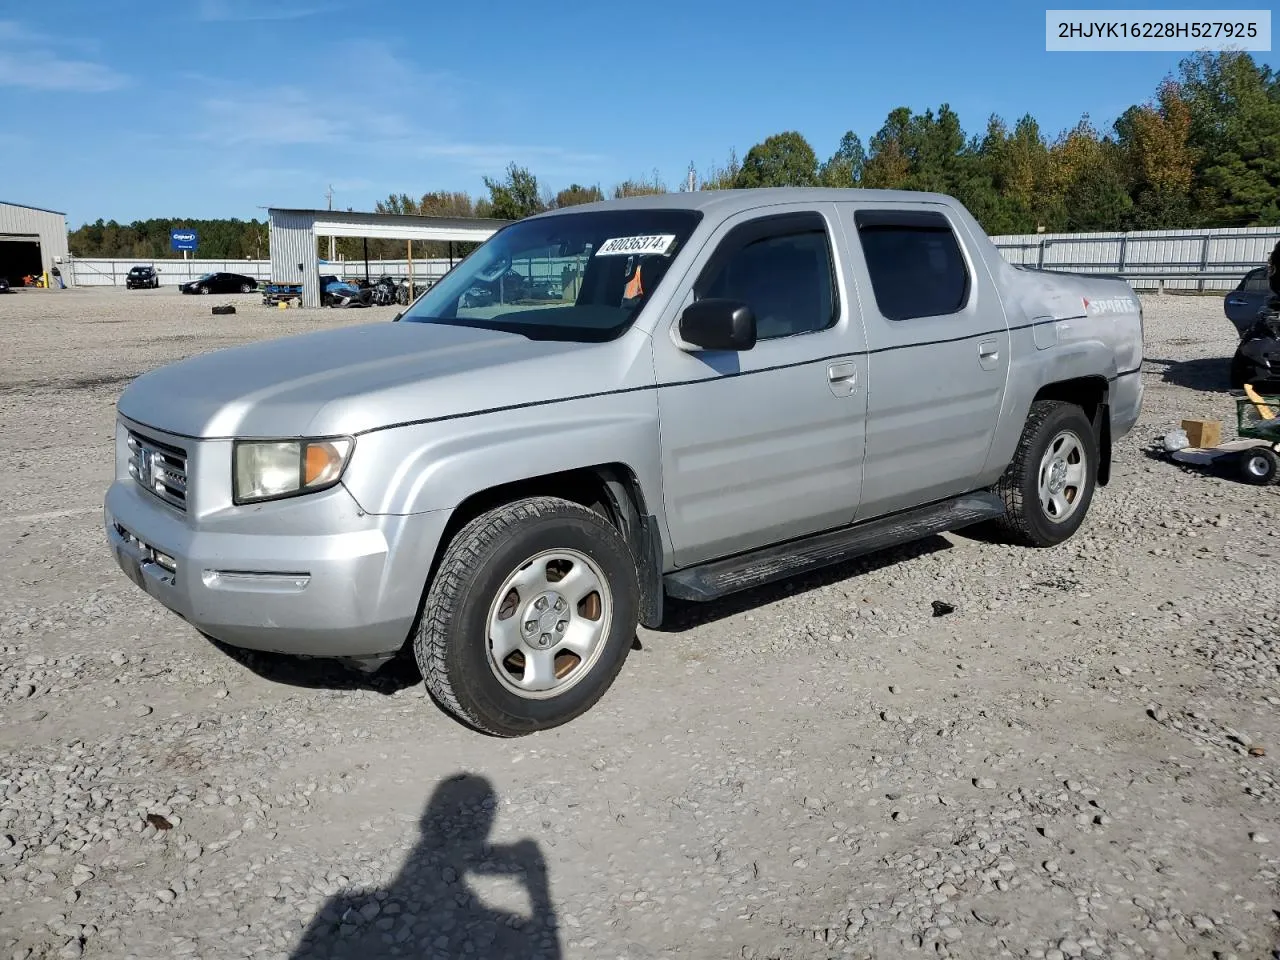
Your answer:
485,549 -> 613,699
1038,429 -> 1088,523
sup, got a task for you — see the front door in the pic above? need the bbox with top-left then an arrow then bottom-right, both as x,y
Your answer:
835,203 -> 1011,519
652,204 -> 869,567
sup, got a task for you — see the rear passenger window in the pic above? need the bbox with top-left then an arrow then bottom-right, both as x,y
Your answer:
1244,268 -> 1269,293
854,210 -> 971,321
697,213 -> 837,340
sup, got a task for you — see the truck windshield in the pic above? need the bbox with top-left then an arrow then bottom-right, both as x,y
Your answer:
399,209 -> 702,341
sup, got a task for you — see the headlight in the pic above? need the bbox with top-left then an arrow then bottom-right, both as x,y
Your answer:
233,437 -> 353,504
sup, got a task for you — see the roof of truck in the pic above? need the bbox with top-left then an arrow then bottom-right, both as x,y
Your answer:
524,187 -> 960,221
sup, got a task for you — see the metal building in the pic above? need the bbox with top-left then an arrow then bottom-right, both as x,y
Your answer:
0,201 -> 70,286
268,208 -> 510,307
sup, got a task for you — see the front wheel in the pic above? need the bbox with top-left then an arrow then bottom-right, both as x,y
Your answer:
198,285 -> 209,295
414,497 -> 640,736
990,400 -> 1099,547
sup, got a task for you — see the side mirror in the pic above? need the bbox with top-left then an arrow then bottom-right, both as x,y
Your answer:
678,298 -> 756,351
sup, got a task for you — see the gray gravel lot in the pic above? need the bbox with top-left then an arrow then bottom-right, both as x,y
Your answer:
0,286 -> 1277,960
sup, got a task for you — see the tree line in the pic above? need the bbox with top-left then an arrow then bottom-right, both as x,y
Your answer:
69,217 -> 268,261
69,50 -> 1279,262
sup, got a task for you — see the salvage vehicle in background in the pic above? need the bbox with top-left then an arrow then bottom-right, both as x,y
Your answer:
321,275 -> 372,307
1224,266 -> 1271,337
179,272 -> 258,295
1230,306 -> 1280,388
1225,266 -> 1280,390
126,266 -> 160,289
105,187 -> 1144,737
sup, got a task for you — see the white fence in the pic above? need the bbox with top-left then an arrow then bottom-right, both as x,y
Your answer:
66,224 -> 1280,293
65,257 -> 459,287
991,225 -> 1280,292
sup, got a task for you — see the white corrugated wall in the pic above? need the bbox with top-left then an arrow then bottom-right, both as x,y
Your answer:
269,210 -> 321,307
991,225 -> 1280,291
0,202 -> 70,279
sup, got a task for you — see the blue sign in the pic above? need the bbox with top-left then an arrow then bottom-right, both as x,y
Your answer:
170,229 -> 198,252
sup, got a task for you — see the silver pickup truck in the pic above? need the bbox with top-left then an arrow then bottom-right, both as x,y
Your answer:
105,188 -> 1143,736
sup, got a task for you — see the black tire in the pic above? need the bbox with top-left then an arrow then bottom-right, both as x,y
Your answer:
414,496 -> 640,737
198,285 -> 209,295
990,400 -> 1099,547
240,282 -> 253,293
1238,447 -> 1278,485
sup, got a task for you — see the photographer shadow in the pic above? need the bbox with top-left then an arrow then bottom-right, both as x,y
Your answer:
291,773 -> 561,960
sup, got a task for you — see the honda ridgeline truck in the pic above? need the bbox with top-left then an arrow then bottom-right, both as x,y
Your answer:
105,188 -> 1144,736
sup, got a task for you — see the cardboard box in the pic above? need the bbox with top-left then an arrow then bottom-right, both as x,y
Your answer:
1181,418 -> 1221,449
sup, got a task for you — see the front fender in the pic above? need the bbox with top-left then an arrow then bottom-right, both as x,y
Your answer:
339,391 -> 664,518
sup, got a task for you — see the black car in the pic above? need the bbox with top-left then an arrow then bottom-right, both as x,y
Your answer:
180,272 -> 258,295
1224,266 -> 1280,389
1224,266 -> 1271,337
125,265 -> 160,289
0,277 -> 9,294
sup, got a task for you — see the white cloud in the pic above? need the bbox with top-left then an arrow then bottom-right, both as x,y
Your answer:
187,42 -> 608,194
202,90 -> 352,146
197,0 -> 341,21
0,20 -> 128,93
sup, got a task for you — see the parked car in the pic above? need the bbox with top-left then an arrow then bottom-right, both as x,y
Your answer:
179,272 -> 258,295
105,188 -> 1144,737
1224,266 -> 1271,336
126,266 -> 160,289
0,277 -> 9,294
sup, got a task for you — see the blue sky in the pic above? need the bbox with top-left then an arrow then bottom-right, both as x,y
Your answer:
1,0 -> 1275,227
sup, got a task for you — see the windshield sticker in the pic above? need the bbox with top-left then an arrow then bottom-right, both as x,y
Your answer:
594,234 -> 678,257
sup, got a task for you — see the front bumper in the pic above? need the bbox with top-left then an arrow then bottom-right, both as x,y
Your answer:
104,478 -> 449,660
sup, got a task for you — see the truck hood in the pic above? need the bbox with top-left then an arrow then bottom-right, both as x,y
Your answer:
117,321 -> 647,438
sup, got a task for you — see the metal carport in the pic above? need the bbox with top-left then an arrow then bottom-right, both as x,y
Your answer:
267,208 -> 511,308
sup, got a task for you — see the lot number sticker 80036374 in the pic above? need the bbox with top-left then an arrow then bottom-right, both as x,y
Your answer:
594,235 -> 678,257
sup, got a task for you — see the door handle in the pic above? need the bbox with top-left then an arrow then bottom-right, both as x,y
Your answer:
827,361 -> 857,383
978,339 -> 999,361
826,361 -> 858,398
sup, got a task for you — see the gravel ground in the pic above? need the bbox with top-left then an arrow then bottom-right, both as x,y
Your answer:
0,286 -> 1277,960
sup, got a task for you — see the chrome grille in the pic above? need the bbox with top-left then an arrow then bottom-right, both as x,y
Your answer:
126,429 -> 188,512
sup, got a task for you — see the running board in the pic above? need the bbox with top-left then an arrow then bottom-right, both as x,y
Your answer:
664,493 -> 1005,602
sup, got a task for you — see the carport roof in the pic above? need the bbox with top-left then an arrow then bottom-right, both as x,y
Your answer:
269,208 -> 511,243
0,201 -> 67,216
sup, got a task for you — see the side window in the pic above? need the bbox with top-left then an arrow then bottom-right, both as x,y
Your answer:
695,213 -> 837,340
854,210 -> 971,321
1244,268 -> 1269,293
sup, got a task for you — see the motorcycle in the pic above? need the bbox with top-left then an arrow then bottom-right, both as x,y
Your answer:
368,275 -> 396,306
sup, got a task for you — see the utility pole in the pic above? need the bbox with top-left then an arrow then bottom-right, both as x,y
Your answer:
685,162 -> 697,192
325,185 -> 336,262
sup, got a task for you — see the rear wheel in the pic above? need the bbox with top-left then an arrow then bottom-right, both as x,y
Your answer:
414,496 -> 640,736
991,400 -> 1098,547
239,282 -> 253,293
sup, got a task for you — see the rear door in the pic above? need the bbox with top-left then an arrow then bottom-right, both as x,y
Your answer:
652,203 -> 869,567
836,203 -> 1010,519
1225,268 -> 1269,335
